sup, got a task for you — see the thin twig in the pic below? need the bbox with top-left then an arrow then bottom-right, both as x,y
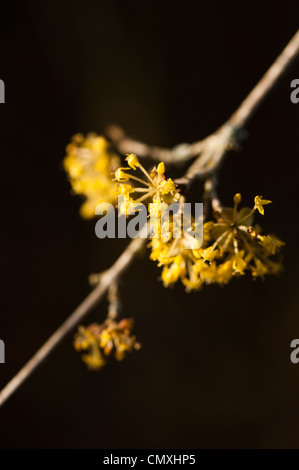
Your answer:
204,177 -> 222,213
107,282 -> 120,320
229,29 -> 299,128
105,124 -> 207,164
176,30 -> 299,186
1,30 -> 299,408
0,224 -> 148,408
109,30 -> 299,186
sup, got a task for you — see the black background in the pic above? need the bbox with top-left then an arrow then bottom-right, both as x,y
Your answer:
1,0 -> 299,449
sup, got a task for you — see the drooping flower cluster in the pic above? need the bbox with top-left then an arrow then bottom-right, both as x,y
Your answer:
64,133 -> 120,218
114,154 -> 180,215
74,318 -> 141,370
150,193 -> 284,291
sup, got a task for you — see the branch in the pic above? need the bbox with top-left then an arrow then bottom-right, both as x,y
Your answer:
107,282 -> 121,320
105,124 -> 207,164
0,224 -> 148,408
204,176 -> 222,213
177,30 -> 299,185
109,30 -> 299,185
1,30 -> 299,408
229,29 -> 299,128
174,124 -> 235,186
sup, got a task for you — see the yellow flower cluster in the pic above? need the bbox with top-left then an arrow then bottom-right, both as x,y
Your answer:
74,318 -> 141,370
150,193 -> 284,291
64,133 -> 120,218
114,154 -> 180,215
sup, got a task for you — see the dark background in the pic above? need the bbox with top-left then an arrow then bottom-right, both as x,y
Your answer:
1,0 -> 299,449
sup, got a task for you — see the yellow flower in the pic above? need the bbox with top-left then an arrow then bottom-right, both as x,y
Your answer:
159,178 -> 177,195
259,235 -> 285,255
116,183 -> 134,196
82,349 -> 106,370
254,195 -> 272,215
250,259 -> 268,278
161,255 -> 186,287
126,154 -> 140,170
232,252 -> 247,275
64,133 -> 120,219
115,168 -> 130,182
113,156 -> 180,217
214,260 -> 234,284
200,247 -> 219,261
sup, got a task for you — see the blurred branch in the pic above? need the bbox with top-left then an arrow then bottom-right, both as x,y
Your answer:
178,30 -> 299,185
0,224 -> 148,408
1,30 -> 299,408
174,124 -> 235,186
105,124 -> 206,163
109,30 -> 299,186
229,29 -> 299,128
107,282 -> 121,320
204,176 -> 222,213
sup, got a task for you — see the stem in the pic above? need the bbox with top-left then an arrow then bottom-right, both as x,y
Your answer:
110,31 -> 299,185
127,174 -> 150,186
177,30 -> 299,186
138,164 -> 155,186
204,177 -> 221,212
107,282 -> 120,320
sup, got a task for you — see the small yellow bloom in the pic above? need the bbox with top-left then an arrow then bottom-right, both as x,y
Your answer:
115,168 -> 130,182
201,247 -> 218,261
250,259 -> 268,278
116,183 -> 134,196
82,350 -> 106,371
214,260 -> 234,284
259,235 -> 285,255
159,178 -> 177,195
254,195 -> 272,215
232,253 -> 247,275
126,154 -> 140,170
161,255 -> 186,287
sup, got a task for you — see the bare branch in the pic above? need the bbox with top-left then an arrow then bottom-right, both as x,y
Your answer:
107,282 -> 121,320
105,124 -> 207,164
110,30 -> 299,186
0,224 -> 148,408
229,29 -> 299,128
204,176 -> 222,213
